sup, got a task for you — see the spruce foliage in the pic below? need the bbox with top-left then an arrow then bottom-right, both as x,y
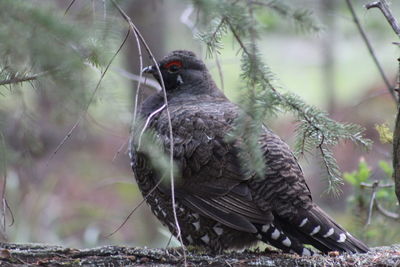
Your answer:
194,0 -> 371,193
0,0 -> 121,178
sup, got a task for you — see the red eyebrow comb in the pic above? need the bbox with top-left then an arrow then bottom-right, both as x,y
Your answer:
164,60 -> 182,68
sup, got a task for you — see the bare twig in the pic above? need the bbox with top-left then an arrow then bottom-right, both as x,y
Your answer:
366,181 -> 379,226
64,0 -> 77,16
0,132 -> 13,233
137,104 -> 166,150
46,29 -> 131,166
361,180 -> 400,223
113,67 -> 161,91
166,233 -> 174,248
214,52 -> 224,91
375,201 -> 400,219
360,182 -> 394,188
180,5 -> 198,35
395,57 -> 400,204
106,178 -> 164,237
366,0 -> 400,37
130,25 -> 144,132
109,1 -> 186,264
112,139 -> 128,162
345,0 -> 397,102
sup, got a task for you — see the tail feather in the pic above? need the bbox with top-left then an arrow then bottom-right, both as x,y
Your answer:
274,205 -> 369,254
254,223 -> 314,256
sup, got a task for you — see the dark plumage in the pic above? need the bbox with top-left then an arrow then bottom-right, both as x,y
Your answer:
129,50 -> 369,255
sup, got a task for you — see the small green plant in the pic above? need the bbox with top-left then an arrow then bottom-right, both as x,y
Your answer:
344,159 -> 399,246
344,158 -> 371,187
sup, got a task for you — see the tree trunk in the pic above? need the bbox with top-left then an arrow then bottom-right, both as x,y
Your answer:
393,96 -> 400,204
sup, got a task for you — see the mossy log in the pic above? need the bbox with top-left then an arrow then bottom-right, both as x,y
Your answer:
0,243 -> 399,266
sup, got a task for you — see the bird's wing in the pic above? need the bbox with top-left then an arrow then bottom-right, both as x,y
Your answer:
153,100 -> 271,233
253,127 -> 368,254
250,126 -> 313,215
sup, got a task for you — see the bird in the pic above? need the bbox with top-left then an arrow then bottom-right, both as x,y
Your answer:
129,50 -> 369,256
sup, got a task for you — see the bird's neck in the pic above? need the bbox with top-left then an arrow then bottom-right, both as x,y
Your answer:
168,73 -> 225,99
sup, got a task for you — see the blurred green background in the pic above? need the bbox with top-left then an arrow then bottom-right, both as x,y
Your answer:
0,0 -> 399,250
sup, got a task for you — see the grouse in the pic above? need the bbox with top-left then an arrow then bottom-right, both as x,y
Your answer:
129,50 -> 369,255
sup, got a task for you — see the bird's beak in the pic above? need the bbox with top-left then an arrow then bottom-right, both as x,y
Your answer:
142,65 -> 156,74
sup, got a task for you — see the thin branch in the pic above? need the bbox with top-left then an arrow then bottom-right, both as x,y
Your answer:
166,234 -> 174,249
366,181 -> 379,226
109,1 -> 186,264
112,139 -> 128,162
180,5 -> 197,35
361,180 -> 400,222
214,52 -> 224,91
0,132 -> 13,231
365,0 -> 400,37
345,0 -> 397,102
127,16 -> 145,170
375,201 -> 400,219
0,71 -> 47,86
137,104 -> 166,150
64,0 -> 77,16
360,182 -> 394,188
112,67 -> 161,91
130,25 -> 144,132
106,178 -> 164,237
46,28 -> 131,166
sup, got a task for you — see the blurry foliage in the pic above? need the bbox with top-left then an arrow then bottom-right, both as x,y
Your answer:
375,123 -> 393,144
254,0 -> 322,33
0,0 -> 121,111
0,0 -> 122,168
0,0 -> 131,246
344,159 -> 399,246
344,159 -> 371,187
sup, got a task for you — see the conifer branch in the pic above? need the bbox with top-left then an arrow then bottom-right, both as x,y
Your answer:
196,0 -> 371,192
0,70 -> 48,87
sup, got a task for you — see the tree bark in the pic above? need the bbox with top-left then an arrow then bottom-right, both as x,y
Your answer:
0,243 -> 399,266
393,96 -> 400,203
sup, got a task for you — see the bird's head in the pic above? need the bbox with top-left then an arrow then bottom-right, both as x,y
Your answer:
143,50 -> 209,93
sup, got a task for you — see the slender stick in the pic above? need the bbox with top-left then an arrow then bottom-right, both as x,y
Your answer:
366,0 -> 400,37
365,181 -> 379,226
375,201 -> 400,219
109,1 -> 186,264
106,178 -> 164,237
345,0 -> 397,102
112,67 -> 161,91
214,52 -> 224,91
361,180 -> 400,222
64,0 -> 77,16
46,29 -> 131,166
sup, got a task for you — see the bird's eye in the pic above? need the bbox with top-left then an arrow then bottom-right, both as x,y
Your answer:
164,60 -> 182,73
